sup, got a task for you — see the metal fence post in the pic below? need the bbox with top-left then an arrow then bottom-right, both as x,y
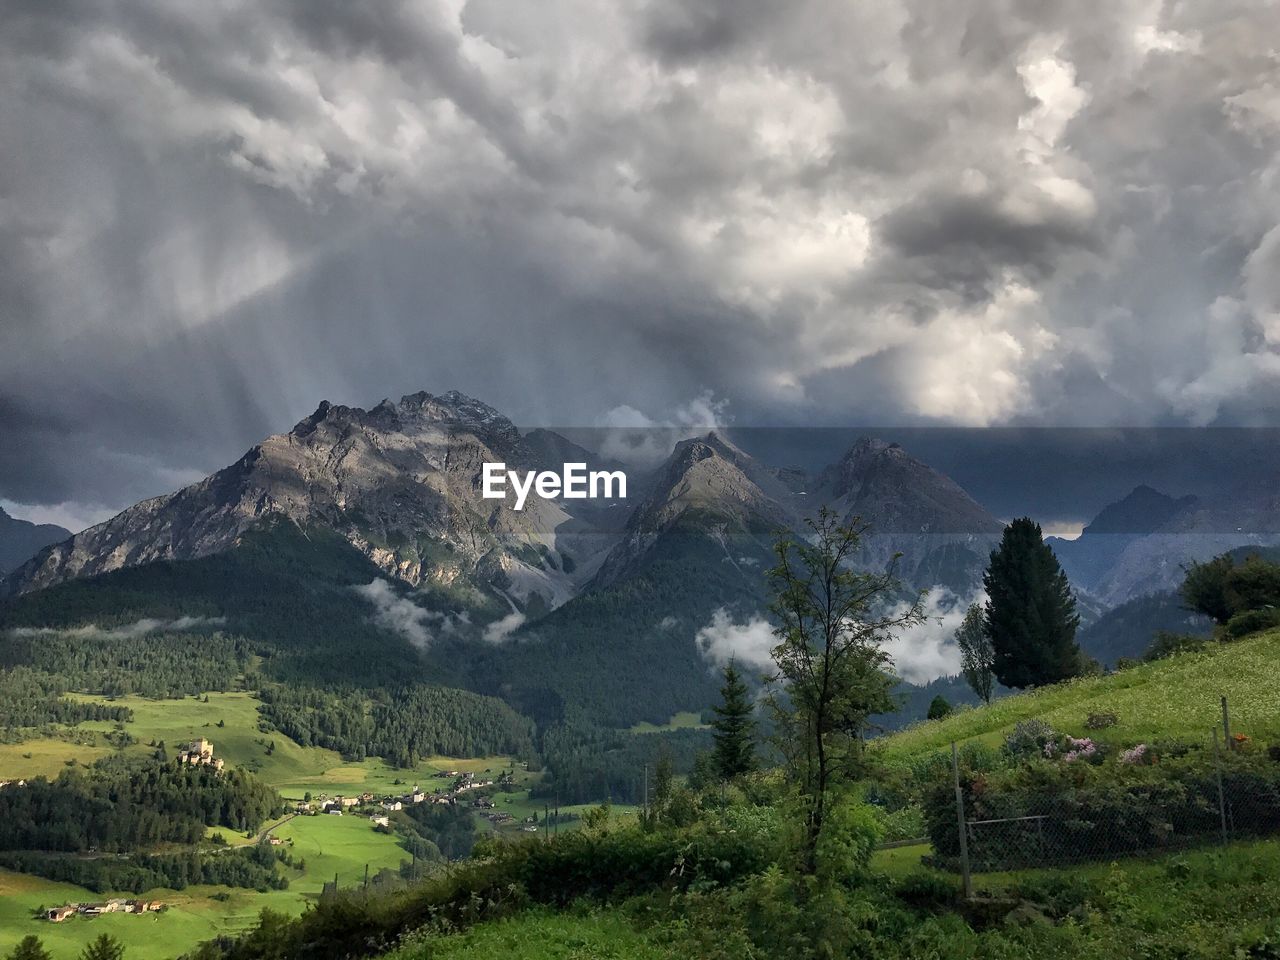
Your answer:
952,741 -> 973,899
1213,728 -> 1229,845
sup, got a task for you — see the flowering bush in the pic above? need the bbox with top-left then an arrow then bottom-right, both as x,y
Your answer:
1119,744 -> 1149,765
1062,736 -> 1097,762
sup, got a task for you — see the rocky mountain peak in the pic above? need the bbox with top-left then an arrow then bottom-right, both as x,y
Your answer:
1080,484 -> 1199,536
817,437 -> 1001,535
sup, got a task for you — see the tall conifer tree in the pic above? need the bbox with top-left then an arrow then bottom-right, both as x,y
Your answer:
710,660 -> 756,780
983,517 -> 1081,688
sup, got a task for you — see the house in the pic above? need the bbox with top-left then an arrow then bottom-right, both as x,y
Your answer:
338,796 -> 359,808
46,906 -> 75,922
381,799 -> 403,812
359,791 -> 375,803
370,815 -> 390,828
268,836 -> 284,845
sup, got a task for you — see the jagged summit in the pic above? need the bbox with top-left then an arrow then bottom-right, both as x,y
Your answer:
1,389 -> 579,603
1079,485 -> 1198,536
817,436 -> 1001,535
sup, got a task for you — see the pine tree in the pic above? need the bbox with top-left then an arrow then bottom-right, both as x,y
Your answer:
79,935 -> 125,960
926,695 -> 952,720
710,660 -> 756,780
8,936 -> 52,960
983,518 -> 1081,689
955,602 -> 995,704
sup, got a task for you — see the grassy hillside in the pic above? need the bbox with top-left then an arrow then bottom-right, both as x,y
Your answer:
877,627 -> 1280,762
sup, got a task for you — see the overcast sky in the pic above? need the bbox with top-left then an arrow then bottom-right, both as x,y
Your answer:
3,0 -> 1279,531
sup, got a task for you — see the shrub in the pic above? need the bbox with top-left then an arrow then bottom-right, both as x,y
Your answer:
814,800 -> 880,885
1144,631 -> 1207,662
927,696 -> 953,720
892,872 -> 957,909
1085,711 -> 1119,730
921,750 -> 1280,868
1224,608 -> 1280,640
1004,720 -> 1056,760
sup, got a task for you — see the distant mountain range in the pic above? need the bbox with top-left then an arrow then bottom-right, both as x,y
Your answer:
3,388 -> 1278,725
0,507 -> 69,578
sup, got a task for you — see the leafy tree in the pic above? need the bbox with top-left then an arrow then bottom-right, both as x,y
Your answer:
955,601 -> 995,704
79,935 -> 124,960
1181,554 -> 1237,624
710,660 -> 756,780
926,695 -> 952,720
8,936 -> 51,960
983,518 -> 1081,689
767,508 -> 925,874
1223,554 -> 1280,616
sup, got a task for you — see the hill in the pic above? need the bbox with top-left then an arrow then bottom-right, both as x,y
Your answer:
876,627 -> 1280,763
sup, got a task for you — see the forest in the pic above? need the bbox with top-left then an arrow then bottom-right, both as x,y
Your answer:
0,841 -> 287,894
0,756 -> 281,852
257,683 -> 536,764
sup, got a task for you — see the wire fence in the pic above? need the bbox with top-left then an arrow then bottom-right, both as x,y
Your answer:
931,700 -> 1280,881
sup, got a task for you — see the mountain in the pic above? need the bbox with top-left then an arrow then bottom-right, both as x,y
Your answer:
1049,484 -> 1280,605
463,432 -> 793,727
592,432 -> 792,588
2,392 -> 609,621
812,438 -> 1004,594
0,393 -> 1015,727
1048,485 -> 1199,594
0,508 -> 70,577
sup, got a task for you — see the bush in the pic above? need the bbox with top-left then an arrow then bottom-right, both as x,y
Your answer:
927,696 -> 953,720
1224,608 -> 1280,640
1004,720 -> 1057,760
922,750 -> 1280,868
814,800 -> 880,885
1144,631 -> 1207,662
1085,711 -> 1119,730
891,872 -> 957,909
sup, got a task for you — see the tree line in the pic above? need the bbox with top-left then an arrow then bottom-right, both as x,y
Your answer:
257,683 -> 535,766
0,757 -> 281,853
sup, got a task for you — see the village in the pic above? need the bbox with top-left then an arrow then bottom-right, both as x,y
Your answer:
291,767 -> 528,830
45,899 -> 164,923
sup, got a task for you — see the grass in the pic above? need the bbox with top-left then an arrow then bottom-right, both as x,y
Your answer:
877,628 -> 1280,762
628,712 -> 708,734
381,908 -> 674,960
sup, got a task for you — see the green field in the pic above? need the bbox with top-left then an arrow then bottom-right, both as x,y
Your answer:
0,692 -> 522,803
0,690 -> 534,960
0,812 -> 411,960
877,628 -> 1280,763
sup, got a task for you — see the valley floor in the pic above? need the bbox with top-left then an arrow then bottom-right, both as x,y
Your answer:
0,691 -> 546,960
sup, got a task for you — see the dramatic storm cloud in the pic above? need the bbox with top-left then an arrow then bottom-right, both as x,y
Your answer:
3,0 -> 1279,525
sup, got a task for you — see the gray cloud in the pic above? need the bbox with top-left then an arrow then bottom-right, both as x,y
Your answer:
2,0 -> 1279,523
